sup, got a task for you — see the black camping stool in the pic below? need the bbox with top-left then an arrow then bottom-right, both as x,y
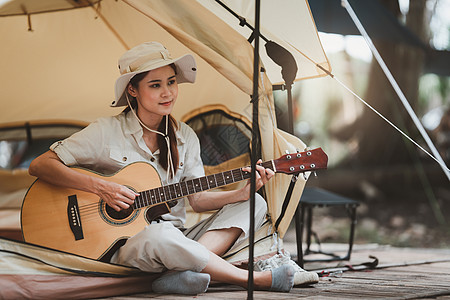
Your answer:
296,187 -> 360,267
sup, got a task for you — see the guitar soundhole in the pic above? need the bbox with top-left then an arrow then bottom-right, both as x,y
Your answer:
99,200 -> 139,226
105,205 -> 133,220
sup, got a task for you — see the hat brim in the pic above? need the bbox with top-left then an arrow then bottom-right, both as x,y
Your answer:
111,54 -> 197,107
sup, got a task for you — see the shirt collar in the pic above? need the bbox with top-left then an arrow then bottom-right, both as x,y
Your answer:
174,123 -> 186,145
123,111 -> 143,136
123,111 -> 186,145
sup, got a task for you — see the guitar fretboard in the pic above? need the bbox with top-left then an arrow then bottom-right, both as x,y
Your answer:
132,161 -> 273,209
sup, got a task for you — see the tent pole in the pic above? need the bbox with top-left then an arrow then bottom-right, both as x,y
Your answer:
248,0 -> 261,298
214,0 -> 269,43
90,3 -> 129,50
213,0 -> 306,280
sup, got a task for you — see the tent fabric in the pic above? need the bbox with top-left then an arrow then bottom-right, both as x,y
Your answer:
0,0 -> 330,124
1,274 -> 153,300
0,238 -> 157,299
197,0 -> 331,84
0,0 -> 102,15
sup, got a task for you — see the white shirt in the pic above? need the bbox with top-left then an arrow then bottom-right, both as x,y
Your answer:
50,112 -> 205,227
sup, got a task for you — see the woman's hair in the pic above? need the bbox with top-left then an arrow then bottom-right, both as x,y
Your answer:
123,64 -> 180,178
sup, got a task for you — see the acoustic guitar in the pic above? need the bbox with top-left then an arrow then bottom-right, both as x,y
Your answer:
21,148 -> 327,261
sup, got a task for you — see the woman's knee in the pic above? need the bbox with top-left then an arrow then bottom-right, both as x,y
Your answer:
138,222 -> 182,247
255,193 -> 268,215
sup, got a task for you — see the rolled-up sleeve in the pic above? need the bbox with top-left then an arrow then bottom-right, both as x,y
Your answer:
50,119 -> 105,166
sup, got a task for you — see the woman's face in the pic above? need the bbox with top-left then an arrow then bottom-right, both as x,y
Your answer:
129,65 -> 178,122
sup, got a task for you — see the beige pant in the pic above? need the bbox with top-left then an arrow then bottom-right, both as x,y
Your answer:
111,194 -> 267,273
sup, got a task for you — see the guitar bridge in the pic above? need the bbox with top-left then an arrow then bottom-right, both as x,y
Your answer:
67,195 -> 84,241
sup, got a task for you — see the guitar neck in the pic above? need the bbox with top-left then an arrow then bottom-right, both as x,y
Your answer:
132,160 -> 274,209
131,147 -> 328,210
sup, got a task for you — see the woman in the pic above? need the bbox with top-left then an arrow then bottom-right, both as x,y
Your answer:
29,42 -> 296,294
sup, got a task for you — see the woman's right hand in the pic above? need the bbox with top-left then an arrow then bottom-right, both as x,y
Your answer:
29,150 -> 139,212
94,180 -> 139,212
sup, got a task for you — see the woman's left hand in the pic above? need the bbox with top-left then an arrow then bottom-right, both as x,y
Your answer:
241,159 -> 275,198
189,159 -> 275,211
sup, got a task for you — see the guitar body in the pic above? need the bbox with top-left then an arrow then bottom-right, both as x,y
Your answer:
21,162 -> 168,261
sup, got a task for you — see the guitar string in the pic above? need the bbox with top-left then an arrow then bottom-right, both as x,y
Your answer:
63,156 -> 322,228
73,167 -> 256,221
77,161 -> 274,216
69,161 -> 278,223
76,166 -> 254,211
75,170 -> 244,219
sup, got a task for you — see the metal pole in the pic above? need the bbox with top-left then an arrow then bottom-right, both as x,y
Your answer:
248,0 -> 260,298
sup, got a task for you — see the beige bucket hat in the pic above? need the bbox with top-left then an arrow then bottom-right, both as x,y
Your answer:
112,42 -> 197,107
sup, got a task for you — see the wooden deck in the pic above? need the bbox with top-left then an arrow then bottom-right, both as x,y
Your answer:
99,243 -> 450,299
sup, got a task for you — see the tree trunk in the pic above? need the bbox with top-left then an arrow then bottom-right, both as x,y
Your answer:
352,0 -> 427,167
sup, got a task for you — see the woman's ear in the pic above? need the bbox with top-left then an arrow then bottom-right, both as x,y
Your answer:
127,84 -> 137,97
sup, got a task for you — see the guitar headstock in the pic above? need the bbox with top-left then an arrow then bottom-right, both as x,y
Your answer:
273,148 -> 328,174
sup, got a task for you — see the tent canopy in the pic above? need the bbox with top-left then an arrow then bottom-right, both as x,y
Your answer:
0,0 -> 330,124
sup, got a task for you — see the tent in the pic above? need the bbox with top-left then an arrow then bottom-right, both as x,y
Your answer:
0,0 -> 330,298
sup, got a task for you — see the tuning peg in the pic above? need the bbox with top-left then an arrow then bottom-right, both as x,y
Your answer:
285,150 -> 290,154
313,171 -> 318,177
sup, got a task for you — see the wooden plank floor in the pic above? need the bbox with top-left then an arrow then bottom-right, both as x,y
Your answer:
99,244 -> 450,299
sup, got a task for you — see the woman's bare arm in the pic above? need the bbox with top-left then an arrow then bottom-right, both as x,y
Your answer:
28,151 -> 138,211
187,160 -> 274,213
